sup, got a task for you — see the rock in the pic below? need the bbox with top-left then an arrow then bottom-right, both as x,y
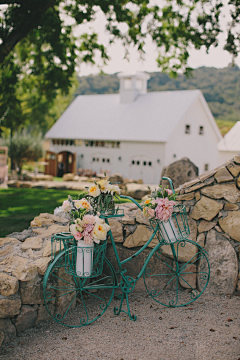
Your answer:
176,192 -> 195,201
108,173 -> 124,184
125,184 -> 151,200
161,241 -> 198,263
237,176 -> 240,189
21,237 -> 43,251
185,178 -> 214,193
31,217 -> 53,227
224,203 -> 239,211
179,264 -> 196,289
227,162 -> 240,177
108,219 -> 123,243
120,215 -> 136,225
215,225 -> 222,233
15,305 -> 37,334
201,184 -> 240,203
199,168 -> 218,182
196,233 -> 205,248
0,237 -> 19,247
0,318 -> 16,344
8,229 -> 34,241
198,220 -> 217,233
161,157 -> 198,189
214,166 -> 234,183
36,304 -> 54,324
0,273 -> 19,296
62,173 -> 75,181
11,261 -> 38,282
234,154 -> 240,164
34,257 -> 51,275
20,182 -> 32,188
190,196 -> 223,221
55,267 -> 76,317
187,217 -> 197,242
136,208 -> 150,225
32,224 -> 69,238
20,283 -> 44,305
0,245 -> 14,258
39,212 -> 69,224
0,299 -> 21,318
0,331 -> 3,347
219,211 -> 240,242
195,192 -> 201,201
199,230 -> 238,295
123,225 -> 158,249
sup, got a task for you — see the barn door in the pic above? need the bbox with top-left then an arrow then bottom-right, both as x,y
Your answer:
45,151 -> 57,176
129,155 -> 155,184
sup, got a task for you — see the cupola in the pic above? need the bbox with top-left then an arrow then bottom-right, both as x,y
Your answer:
117,72 -> 150,103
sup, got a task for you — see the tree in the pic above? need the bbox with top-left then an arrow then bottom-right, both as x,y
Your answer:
0,130 -> 43,174
1,1 -> 240,78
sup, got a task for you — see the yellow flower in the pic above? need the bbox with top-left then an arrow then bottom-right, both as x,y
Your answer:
74,198 -> 92,210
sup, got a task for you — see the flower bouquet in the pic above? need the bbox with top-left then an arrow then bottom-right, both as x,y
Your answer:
142,185 -> 179,244
61,194 -> 111,277
87,179 -> 121,215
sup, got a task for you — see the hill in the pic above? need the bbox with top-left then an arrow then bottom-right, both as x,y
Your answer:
76,66 -> 240,127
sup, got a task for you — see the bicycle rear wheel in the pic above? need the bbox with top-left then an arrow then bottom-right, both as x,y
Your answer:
143,239 -> 210,307
43,249 -> 117,327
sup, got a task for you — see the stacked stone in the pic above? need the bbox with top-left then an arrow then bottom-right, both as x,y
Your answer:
0,154 -> 240,346
0,214 -> 69,346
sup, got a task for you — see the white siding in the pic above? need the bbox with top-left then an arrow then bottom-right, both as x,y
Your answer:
165,97 -> 220,174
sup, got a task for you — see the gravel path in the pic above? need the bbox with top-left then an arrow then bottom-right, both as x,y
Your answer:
0,292 -> 240,360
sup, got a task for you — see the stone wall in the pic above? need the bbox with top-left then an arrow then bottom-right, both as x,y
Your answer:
0,154 -> 240,346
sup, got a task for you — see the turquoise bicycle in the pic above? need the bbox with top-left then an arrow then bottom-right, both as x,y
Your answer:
43,177 -> 210,327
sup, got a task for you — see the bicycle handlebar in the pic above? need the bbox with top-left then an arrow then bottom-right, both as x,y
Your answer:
120,195 -> 143,210
161,177 -> 175,194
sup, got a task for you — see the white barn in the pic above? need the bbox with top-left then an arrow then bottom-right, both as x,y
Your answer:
45,72 -> 222,184
218,121 -> 240,164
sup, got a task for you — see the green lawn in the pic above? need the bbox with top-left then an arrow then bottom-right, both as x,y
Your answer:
0,188 -> 82,237
0,188 -> 130,238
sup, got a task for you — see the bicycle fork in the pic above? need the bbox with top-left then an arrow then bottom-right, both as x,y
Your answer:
114,269 -> 137,321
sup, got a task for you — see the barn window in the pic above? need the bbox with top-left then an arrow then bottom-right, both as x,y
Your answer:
204,164 -> 209,171
132,160 -> 135,165
107,159 -> 110,163
102,158 -> 105,162
199,126 -> 204,135
143,161 -> 147,166
93,158 -> 95,162
148,161 -> 152,166
185,125 -> 190,134
137,160 -> 140,165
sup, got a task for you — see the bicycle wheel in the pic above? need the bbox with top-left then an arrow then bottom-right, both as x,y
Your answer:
43,248 -> 117,327
143,239 -> 210,307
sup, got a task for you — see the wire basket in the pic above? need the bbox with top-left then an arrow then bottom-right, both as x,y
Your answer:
64,241 -> 108,278
150,204 -> 190,244
51,232 -> 76,261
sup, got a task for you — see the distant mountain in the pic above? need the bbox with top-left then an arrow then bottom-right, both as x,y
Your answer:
76,66 -> 240,122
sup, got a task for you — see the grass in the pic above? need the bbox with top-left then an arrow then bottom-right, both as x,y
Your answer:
0,188 -> 131,238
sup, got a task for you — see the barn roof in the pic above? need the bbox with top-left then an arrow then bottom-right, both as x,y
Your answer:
218,121 -> 240,151
45,89 -> 218,142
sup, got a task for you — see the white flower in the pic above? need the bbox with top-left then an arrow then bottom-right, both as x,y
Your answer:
92,220 -> 110,243
88,184 -> 101,197
105,183 -> 120,195
62,200 -> 71,212
74,198 -> 92,211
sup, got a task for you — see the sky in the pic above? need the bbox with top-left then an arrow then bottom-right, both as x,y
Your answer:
77,2 -> 240,77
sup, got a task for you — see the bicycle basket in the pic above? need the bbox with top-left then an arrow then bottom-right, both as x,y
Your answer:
51,232 -> 77,261
64,240 -> 107,278
150,204 -> 190,244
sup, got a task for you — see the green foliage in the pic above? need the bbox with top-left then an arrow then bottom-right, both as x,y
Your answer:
0,130 -> 43,174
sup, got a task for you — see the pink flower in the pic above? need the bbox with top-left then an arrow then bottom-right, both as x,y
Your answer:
155,198 -> 175,222
83,214 -> 95,225
83,224 -> 94,244
74,232 -> 83,240
166,189 -> 173,195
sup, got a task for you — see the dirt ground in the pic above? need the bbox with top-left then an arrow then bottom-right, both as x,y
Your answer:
0,292 -> 239,360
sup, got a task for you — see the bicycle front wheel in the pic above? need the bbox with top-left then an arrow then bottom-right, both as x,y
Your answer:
43,249 -> 117,327
143,239 -> 210,307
